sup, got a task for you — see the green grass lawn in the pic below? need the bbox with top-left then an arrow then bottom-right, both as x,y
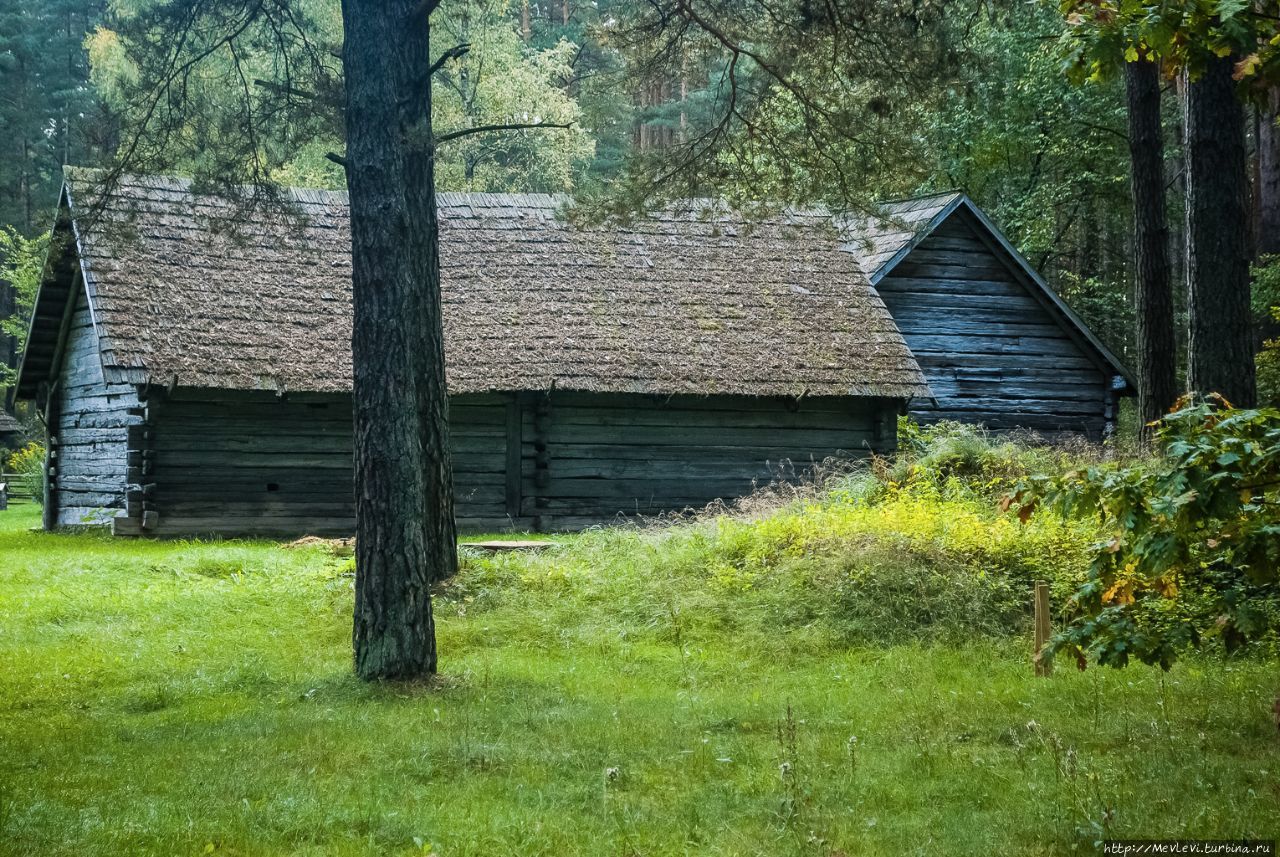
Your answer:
1,500 -> 1277,857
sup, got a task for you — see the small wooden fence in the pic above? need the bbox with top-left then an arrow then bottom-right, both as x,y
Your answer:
0,472 -> 37,509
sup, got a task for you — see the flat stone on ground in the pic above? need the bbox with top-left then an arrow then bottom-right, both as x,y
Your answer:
466,540 -> 555,552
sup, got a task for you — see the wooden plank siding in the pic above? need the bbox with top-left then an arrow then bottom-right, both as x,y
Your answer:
876,210 -> 1113,439
146,390 -> 353,537
130,389 -> 898,537
518,392 -> 894,531
145,390 -> 511,537
50,290 -> 143,526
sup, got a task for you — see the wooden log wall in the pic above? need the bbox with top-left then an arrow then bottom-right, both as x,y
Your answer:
112,397 -> 161,536
148,389 -> 353,537
517,392 -> 892,531
101,389 -> 897,538
144,390 -> 511,537
451,393 -> 519,532
876,209 -> 1113,439
50,289 -> 142,526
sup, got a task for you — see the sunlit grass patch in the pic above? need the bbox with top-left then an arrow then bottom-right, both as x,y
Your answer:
0,475 -> 1276,856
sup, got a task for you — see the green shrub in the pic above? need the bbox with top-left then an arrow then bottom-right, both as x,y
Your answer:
1017,396 -> 1280,669
1256,307 -> 1280,408
4,441 -> 44,504
888,418 -> 1103,499
0,229 -> 45,390
446,440 -> 1102,651
1251,258 -> 1280,406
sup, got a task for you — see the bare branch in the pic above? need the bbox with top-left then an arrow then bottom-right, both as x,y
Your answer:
253,78 -> 317,101
429,43 -> 471,77
409,0 -> 443,22
435,122 -> 574,145
325,151 -> 349,168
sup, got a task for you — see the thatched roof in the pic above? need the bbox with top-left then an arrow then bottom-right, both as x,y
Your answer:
16,172 -> 929,401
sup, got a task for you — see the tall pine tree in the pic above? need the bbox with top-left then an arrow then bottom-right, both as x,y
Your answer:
90,0 -> 586,679
0,0 -> 110,232
1125,56 -> 1177,433
342,0 -> 456,679
1184,56 -> 1255,407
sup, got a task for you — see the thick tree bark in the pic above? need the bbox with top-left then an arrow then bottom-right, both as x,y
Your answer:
1125,58 -> 1178,436
0,276 -> 15,383
1184,57 -> 1256,407
342,0 -> 457,680
1078,195 -> 1100,280
1259,88 -> 1280,257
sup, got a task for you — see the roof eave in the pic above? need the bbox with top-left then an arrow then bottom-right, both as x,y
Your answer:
866,193 -> 967,287
14,181 -> 113,401
13,184 -> 73,401
872,192 -> 1135,392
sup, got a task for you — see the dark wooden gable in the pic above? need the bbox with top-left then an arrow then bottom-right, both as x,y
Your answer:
15,199 -> 79,400
875,206 -> 1124,439
49,287 -> 143,527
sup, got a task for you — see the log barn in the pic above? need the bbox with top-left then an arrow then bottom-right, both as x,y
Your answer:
842,191 -> 1133,439
15,173 -> 930,536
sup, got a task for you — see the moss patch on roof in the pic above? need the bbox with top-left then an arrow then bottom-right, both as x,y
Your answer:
52,173 -> 930,399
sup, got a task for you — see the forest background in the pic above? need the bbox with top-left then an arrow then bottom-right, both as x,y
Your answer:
3,0 -> 1278,416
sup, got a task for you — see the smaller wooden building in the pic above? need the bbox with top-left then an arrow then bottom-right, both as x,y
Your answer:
0,411 -> 22,445
15,173 -> 929,536
841,192 -> 1133,439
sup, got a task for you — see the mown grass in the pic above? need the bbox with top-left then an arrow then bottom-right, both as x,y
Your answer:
1,464 -> 1278,856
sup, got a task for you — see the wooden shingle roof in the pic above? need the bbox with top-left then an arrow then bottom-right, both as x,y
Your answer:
0,410 -> 21,435
837,190 -> 965,282
17,172 -> 930,401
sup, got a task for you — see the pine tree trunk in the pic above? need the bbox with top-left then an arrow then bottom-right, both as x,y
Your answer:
1125,58 -> 1178,435
341,0 -> 457,681
0,275 -> 14,390
19,141 -> 32,233
1184,57 -> 1256,407
1078,195 -> 1100,279
1258,87 -> 1280,256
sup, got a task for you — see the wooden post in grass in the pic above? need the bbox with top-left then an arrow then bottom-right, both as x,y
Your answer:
1033,581 -> 1053,677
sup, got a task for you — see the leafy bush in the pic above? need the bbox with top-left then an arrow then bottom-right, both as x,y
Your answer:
4,442 -> 44,504
1250,254 -> 1280,323
892,419 -> 1030,489
447,435 -> 1102,651
888,418 -> 1106,499
1015,396 -> 1280,670
1251,258 -> 1280,406
1256,307 -> 1280,408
